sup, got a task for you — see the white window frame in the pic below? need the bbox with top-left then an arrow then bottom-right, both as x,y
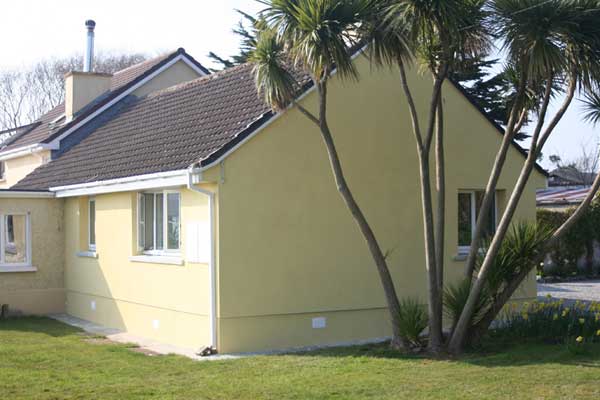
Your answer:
88,198 -> 96,251
458,191 -> 497,255
0,212 -> 32,268
137,190 -> 181,256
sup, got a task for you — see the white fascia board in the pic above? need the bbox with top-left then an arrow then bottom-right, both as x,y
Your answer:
50,170 -> 189,198
47,54 -> 205,149
0,143 -> 58,161
0,191 -> 54,198
180,56 -> 209,76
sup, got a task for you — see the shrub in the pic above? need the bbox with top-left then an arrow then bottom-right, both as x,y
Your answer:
396,297 -> 428,348
537,199 -> 600,277
444,278 -> 489,332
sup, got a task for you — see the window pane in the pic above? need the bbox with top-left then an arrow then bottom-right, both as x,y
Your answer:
155,194 -> 164,250
138,195 -> 145,249
475,191 -> 496,239
143,194 -> 154,250
167,193 -> 180,250
458,193 -> 472,247
89,200 -> 96,247
4,215 -> 27,264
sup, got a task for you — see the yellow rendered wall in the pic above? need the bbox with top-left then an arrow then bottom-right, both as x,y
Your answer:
64,187 -> 213,349
0,197 -> 65,314
132,60 -> 201,97
0,151 -> 51,189
213,56 -> 546,353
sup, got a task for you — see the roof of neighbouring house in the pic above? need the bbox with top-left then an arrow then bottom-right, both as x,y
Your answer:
548,167 -> 597,187
12,52 -> 547,191
0,48 -> 209,154
536,186 -> 590,206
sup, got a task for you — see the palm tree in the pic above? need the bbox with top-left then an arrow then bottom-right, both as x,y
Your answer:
449,0 -> 600,354
250,0 -> 407,349
364,0 -> 489,352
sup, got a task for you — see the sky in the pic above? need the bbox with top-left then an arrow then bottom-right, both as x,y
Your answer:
0,0 -> 597,170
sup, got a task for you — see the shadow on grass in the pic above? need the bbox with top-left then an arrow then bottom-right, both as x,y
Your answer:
283,338 -> 600,369
0,316 -> 81,337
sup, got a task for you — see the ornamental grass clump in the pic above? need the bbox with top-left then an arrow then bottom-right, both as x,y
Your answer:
492,296 -> 600,351
396,297 -> 428,350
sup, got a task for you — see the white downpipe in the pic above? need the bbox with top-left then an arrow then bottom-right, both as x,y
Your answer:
187,169 -> 217,349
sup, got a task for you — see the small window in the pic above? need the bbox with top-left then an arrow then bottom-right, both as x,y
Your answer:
88,198 -> 96,251
0,213 -> 30,266
138,191 -> 180,254
458,191 -> 496,251
0,161 -> 5,180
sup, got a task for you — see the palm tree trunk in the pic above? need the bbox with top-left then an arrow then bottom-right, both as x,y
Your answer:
435,96 -> 445,310
397,60 -> 445,352
449,75 -> 570,354
308,78 -> 405,349
463,63 -> 530,279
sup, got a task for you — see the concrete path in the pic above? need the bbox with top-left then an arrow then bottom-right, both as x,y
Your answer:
49,314 -> 239,361
538,280 -> 600,302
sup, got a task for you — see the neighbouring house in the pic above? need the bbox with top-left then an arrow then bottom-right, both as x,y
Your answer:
0,22 -> 547,354
547,166 -> 596,188
536,167 -> 596,211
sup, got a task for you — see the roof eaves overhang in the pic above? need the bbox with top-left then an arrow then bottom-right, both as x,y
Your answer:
0,142 -> 58,161
49,169 -> 189,198
0,189 -> 55,198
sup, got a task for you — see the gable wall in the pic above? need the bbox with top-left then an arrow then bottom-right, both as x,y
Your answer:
0,151 -> 51,189
213,55 -> 546,353
131,60 -> 200,98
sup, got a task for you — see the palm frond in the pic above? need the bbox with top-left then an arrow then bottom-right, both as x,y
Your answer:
250,28 -> 299,110
581,89 -> 600,126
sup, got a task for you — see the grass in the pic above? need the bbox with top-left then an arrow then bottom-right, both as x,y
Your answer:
1,317 -> 600,399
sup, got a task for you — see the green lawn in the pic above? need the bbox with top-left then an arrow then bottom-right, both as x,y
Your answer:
1,318 -> 600,399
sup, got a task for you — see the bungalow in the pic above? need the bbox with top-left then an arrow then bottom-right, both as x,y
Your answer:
0,23 -> 547,354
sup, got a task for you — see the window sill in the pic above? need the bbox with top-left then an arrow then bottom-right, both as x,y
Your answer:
453,253 -> 468,261
76,251 -> 98,259
0,265 -> 37,273
129,255 -> 183,266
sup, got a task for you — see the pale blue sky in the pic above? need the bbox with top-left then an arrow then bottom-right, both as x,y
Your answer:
0,0 -> 595,169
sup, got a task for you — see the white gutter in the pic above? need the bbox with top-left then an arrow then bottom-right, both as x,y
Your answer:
50,170 -> 188,198
186,168 -> 217,350
0,191 -> 55,198
0,143 -> 58,162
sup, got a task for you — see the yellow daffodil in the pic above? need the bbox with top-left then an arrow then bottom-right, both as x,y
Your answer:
579,318 -> 585,325
553,313 -> 559,321
596,330 -> 600,337
576,336 -> 584,343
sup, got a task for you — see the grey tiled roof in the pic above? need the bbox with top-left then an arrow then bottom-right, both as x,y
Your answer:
13,64 -> 273,190
1,49 -> 207,154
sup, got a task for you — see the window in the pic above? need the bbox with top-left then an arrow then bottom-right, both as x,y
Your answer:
458,191 -> 496,252
0,213 -> 31,267
138,191 -> 180,254
0,161 -> 5,180
88,198 -> 96,251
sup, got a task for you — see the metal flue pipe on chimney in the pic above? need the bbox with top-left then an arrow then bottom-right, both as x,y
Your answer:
83,20 -> 96,72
